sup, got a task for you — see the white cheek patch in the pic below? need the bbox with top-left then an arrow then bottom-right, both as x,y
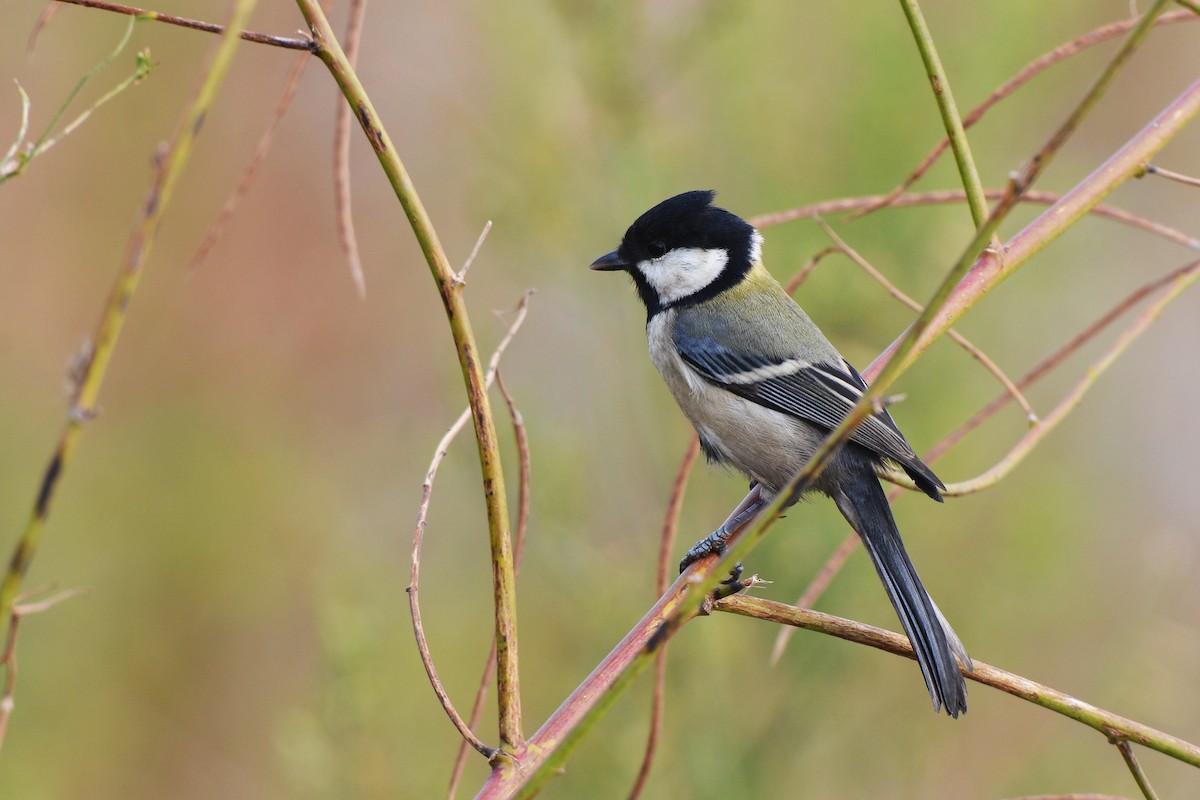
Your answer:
636,247 -> 728,305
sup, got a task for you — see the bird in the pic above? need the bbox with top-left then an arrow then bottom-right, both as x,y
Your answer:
589,190 -> 970,716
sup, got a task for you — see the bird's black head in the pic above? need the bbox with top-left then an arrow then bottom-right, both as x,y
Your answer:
590,190 -> 760,318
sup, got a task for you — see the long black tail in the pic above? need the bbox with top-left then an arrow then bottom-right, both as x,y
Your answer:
833,472 -> 969,717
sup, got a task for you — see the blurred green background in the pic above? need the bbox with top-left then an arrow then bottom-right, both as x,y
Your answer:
2,2 -> 1199,798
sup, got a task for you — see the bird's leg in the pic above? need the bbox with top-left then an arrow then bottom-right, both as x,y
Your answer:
679,486 -> 766,575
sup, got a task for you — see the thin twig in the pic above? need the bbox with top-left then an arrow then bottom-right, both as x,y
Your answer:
0,0 -> 257,644
3,19 -> 152,184
1010,0 -> 1173,201
852,9 -> 1198,220
190,50 -> 311,272
52,0 -> 313,50
783,246 -> 841,293
942,259 -> 1200,495
816,219 -> 1037,422
334,0 -> 369,297
898,0 -> 989,227
455,221 -> 493,286
719,594 -> 1200,768
927,259 -> 1200,465
773,258 -> 1200,664
1,82 -> 31,167
296,0 -> 527,755
864,76 -> 1200,385
750,189 -> 1199,251
627,438 -> 700,800
446,369 -> 532,799
1144,163 -> 1200,188
1115,739 -> 1160,800
408,293 -> 533,761
0,587 -> 88,752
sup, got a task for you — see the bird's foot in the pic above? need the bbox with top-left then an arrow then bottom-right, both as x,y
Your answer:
679,527 -> 732,573
679,531 -> 744,589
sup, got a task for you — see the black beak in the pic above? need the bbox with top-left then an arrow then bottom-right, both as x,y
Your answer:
589,250 -> 628,271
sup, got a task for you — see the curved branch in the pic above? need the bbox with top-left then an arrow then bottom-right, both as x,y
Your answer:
295,0 -> 526,753
409,294 -> 532,761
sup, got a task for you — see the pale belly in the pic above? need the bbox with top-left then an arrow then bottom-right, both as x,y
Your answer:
646,313 -> 828,496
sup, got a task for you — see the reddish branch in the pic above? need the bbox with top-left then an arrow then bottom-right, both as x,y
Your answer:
52,0 -> 314,50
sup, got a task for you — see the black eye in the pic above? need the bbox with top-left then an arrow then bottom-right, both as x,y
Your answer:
647,241 -> 667,258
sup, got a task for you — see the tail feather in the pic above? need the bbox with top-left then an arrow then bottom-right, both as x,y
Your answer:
833,474 -> 968,717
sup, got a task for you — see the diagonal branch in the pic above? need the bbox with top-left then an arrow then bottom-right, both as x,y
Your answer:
718,595 -> 1200,768
776,259 -> 1200,662
0,0 -> 258,647
53,0 -> 313,50
853,9 -> 1199,219
815,218 -> 1036,422
865,75 -> 1200,384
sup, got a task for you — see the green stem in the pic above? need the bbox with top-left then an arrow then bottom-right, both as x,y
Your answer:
1013,0 -> 1173,194
898,0 -> 988,228
292,0 -> 524,753
0,0 -> 257,643
865,74 -> 1200,383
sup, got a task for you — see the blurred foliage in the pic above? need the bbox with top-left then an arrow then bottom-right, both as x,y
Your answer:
1,1 -> 1199,798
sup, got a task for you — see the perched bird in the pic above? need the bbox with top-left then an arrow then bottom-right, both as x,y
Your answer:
590,190 -> 970,716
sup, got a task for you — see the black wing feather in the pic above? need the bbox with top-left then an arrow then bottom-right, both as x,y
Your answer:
674,327 -> 944,498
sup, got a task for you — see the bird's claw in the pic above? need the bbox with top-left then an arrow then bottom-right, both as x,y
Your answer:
678,527 -> 730,573
679,529 -> 743,587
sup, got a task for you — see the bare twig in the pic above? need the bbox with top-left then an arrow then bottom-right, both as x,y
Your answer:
408,293 -> 533,761
898,0 -> 989,228
52,0 -> 313,50
774,259 -> 1200,664
864,76 -> 1200,384
718,594 -> 1200,768
296,0 -> 526,754
783,246 -> 841,294
190,50 -> 311,272
1115,739 -> 1160,800
815,219 -> 1037,422
0,0 -> 257,645
1144,163 -> 1200,188
334,0 -> 369,297
942,259 -> 1200,496
0,587 -> 88,752
750,189 -> 1199,251
853,8 -> 1198,219
628,438 -> 700,800
3,20 -> 152,185
1008,0 -> 1173,202
446,368 -> 532,800
455,221 -> 493,286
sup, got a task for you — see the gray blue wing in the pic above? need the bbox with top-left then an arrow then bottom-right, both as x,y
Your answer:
673,324 -> 944,498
